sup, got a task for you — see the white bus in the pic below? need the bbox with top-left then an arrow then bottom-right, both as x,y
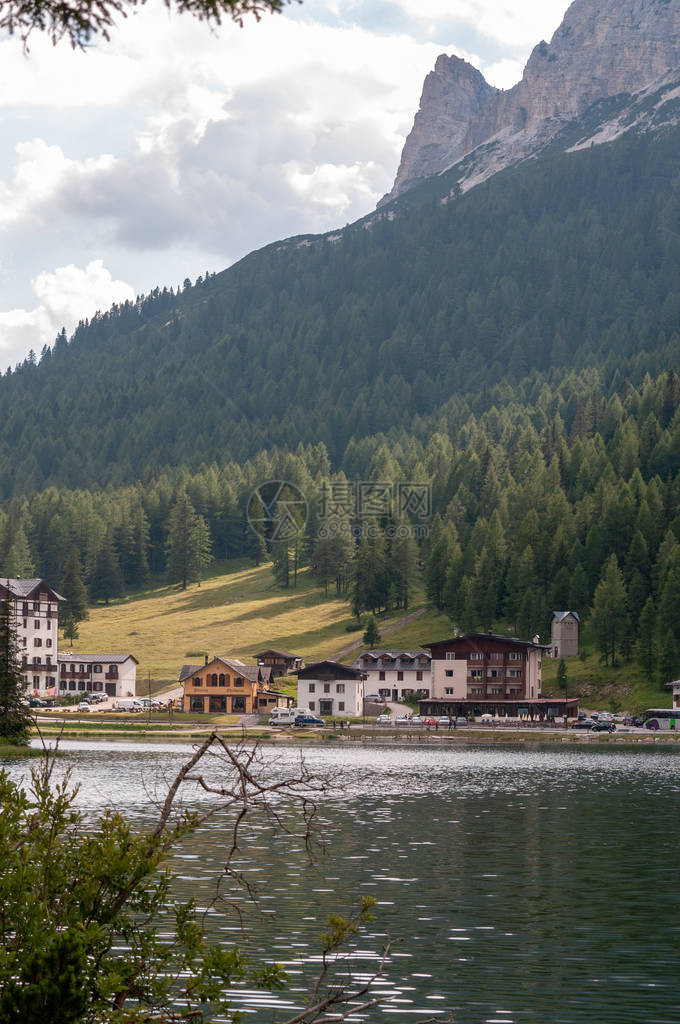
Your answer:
642,709 -> 679,731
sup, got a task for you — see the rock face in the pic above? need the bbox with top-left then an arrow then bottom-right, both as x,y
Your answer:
381,0 -> 680,205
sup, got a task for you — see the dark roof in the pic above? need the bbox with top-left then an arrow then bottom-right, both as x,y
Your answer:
551,611 -> 581,623
0,578 -> 65,601
59,653 -> 138,664
179,663 -> 202,682
423,633 -> 548,651
297,660 -> 363,680
255,648 -> 300,660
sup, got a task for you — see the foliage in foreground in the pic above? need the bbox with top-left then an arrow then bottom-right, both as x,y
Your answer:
0,734 -> 447,1023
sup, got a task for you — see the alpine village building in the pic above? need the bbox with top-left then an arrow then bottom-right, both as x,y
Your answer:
419,633 -> 579,721
179,656 -> 285,714
353,651 -> 432,701
1,578 -> 63,695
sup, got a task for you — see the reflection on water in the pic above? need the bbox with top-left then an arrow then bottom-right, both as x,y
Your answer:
5,740 -> 680,1023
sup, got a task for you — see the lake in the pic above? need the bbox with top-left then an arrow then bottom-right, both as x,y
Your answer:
6,739 -> 680,1023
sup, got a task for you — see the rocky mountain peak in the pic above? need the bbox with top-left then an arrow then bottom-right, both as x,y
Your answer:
380,0 -> 680,205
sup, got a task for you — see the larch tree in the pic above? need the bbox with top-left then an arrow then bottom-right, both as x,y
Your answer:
0,595 -> 31,743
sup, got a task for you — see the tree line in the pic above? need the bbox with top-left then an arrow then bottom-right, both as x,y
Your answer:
2,366 -> 679,685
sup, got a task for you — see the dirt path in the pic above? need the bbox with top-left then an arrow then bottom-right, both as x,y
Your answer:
330,606 -> 428,662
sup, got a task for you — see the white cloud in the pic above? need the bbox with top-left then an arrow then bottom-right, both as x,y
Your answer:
0,0 -> 573,364
0,261 -> 134,366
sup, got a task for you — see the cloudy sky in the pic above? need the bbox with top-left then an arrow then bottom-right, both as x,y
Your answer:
0,0 -> 569,367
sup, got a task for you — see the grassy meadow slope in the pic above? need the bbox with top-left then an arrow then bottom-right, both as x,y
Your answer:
70,560 -> 433,689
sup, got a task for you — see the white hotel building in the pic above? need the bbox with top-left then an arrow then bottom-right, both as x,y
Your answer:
0,578 -> 63,695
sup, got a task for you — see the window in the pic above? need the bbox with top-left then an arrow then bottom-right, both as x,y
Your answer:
445,653 -> 456,660
33,675 -> 40,685
470,670 -> 483,679
379,671 -> 385,680
33,602 -> 39,611
211,673 -> 218,686
470,652 -> 483,661
309,683 -> 316,693
69,681 -> 76,691
34,638 -> 42,647
338,701 -> 345,711
509,670 -> 522,678
193,676 -> 202,687
219,674 -> 226,686
93,663 -> 102,672
234,677 -> 244,687
416,671 -> 423,681
22,618 -> 27,628
397,671 -> 404,681
508,652 -> 523,660
309,701 -> 315,710
445,670 -> 453,677
34,620 -> 40,629
108,667 -> 119,678
191,696 -> 205,712
324,683 -> 330,693
445,687 -> 454,695
94,681 -> 102,691
336,683 -> 345,693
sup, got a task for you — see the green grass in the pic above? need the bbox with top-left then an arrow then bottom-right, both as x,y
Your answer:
68,560 -> 439,693
541,643 -> 667,713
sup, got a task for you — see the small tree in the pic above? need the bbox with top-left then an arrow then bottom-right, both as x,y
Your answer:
0,595 -> 31,744
363,615 -> 381,647
60,611 -> 80,645
556,658 -> 568,693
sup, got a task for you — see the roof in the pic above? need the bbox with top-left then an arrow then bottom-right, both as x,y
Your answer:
551,611 -> 581,623
58,653 -> 138,664
423,633 -> 548,651
665,679 -> 680,688
179,663 -> 201,682
354,650 -> 431,668
297,660 -> 364,680
180,657 -> 272,684
255,648 -> 301,660
0,578 -> 65,601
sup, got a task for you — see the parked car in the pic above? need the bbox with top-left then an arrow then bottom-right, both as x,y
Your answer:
591,722 -> 616,732
28,697 -> 46,708
364,694 -> 385,703
139,697 -> 161,709
631,717 -> 645,728
395,714 -> 410,725
454,717 -> 468,727
571,719 -> 595,730
410,715 -> 423,726
77,701 -> 91,712
376,714 -> 392,726
294,713 -> 324,727
437,716 -> 452,727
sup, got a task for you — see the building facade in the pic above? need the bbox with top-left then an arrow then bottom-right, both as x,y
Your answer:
550,611 -> 580,658
353,651 -> 432,700
180,657 -> 278,714
419,633 -> 577,720
0,578 -> 63,696
296,661 -> 365,718
254,648 -> 304,677
58,654 -> 138,698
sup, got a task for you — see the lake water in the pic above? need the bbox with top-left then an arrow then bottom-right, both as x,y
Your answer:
6,739 -> 680,1023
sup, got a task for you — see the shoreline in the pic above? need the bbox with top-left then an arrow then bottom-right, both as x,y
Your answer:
23,724 -> 680,748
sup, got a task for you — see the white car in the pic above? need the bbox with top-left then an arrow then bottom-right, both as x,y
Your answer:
77,701 -> 91,712
376,714 -> 392,726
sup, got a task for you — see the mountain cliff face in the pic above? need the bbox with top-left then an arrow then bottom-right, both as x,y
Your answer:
381,0 -> 680,204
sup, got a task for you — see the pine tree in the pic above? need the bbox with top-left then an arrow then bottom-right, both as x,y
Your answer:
166,491 -> 212,589
60,546 -> 89,622
0,596 -> 31,744
90,532 -> 124,605
590,554 -> 628,666
362,615 -> 381,647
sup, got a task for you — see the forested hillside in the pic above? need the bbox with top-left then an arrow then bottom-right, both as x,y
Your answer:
3,366 -> 680,686
1,124 -> 680,496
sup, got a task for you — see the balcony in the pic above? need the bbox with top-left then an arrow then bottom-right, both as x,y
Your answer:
105,672 -> 119,681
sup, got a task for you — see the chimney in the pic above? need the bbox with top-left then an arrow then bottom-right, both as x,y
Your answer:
204,654 -> 209,665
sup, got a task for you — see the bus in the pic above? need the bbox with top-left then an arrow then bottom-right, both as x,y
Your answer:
641,709 -> 680,731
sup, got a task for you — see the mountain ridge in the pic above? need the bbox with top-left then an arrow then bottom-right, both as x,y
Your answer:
380,0 -> 680,206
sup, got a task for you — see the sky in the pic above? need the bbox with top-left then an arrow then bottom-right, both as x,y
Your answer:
0,0 -> 570,367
